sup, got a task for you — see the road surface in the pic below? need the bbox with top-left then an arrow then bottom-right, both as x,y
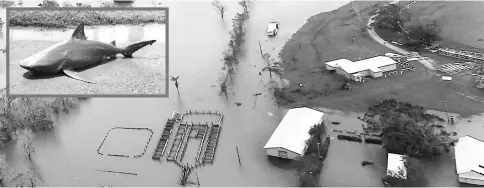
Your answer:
367,3 -> 436,70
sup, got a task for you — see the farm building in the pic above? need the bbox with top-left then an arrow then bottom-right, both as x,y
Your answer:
386,153 -> 407,179
325,56 -> 398,82
263,107 -> 324,160
454,135 -> 484,185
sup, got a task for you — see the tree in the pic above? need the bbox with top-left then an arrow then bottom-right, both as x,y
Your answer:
406,21 -> 442,47
238,0 -> 249,14
16,129 -> 35,161
0,154 -> 14,186
38,0 -> 59,7
363,99 -> 456,158
296,154 -> 322,187
10,168 -> 43,187
376,4 -> 406,32
170,76 -> 180,94
212,0 -> 228,19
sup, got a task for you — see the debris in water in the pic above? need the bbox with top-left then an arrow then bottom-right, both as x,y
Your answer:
253,93 -> 262,96
267,112 -> 273,116
235,102 -> 242,106
467,120 -> 471,122
331,121 -> 340,125
259,72 -> 262,75
361,161 -> 374,166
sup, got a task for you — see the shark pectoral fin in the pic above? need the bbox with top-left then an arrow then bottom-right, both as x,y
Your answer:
71,22 -> 88,40
63,69 -> 96,84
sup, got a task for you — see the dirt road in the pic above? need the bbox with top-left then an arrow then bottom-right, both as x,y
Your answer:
367,5 -> 436,70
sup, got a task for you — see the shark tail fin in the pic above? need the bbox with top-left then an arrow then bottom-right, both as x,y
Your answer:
121,40 -> 157,58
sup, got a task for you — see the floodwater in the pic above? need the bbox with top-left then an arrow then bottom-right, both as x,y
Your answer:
319,107 -> 484,187
2,0 -> 351,187
4,0 -> 483,187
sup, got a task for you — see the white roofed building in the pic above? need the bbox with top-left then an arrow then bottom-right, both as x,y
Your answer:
454,135 -> 484,185
387,153 -> 407,179
325,56 -> 398,82
263,107 -> 324,160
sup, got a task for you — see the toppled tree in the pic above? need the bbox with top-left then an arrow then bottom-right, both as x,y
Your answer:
363,99 -> 456,158
212,0 -> 228,19
405,21 -> 442,48
382,155 -> 428,187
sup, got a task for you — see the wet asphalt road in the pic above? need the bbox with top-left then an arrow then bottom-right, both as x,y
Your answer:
8,40 -> 166,96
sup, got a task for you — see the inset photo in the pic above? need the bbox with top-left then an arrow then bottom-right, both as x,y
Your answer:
6,7 -> 168,97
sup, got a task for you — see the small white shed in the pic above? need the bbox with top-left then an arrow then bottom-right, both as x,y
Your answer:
263,107 -> 324,160
454,135 -> 484,185
387,153 -> 407,179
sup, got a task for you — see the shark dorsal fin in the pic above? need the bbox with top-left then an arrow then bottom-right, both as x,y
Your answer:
111,40 -> 116,46
72,22 -> 87,40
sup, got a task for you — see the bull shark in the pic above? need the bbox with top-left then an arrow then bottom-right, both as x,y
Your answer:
19,22 -> 157,84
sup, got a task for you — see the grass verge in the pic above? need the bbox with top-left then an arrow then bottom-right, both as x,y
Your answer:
9,10 -> 166,29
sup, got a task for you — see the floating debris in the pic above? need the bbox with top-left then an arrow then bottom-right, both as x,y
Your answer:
361,160 -> 374,166
331,121 -> 340,125
235,102 -> 242,106
253,93 -> 262,96
267,112 -> 273,116
337,132 -> 362,142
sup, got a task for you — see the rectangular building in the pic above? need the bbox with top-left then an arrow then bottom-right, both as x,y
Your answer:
387,153 -> 407,179
325,56 -> 398,82
263,107 -> 324,160
454,135 -> 484,185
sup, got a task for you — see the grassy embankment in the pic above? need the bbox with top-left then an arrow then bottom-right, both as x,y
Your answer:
276,1 -> 484,117
9,9 -> 165,29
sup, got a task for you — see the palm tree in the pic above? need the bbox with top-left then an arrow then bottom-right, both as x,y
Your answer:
171,76 -> 180,94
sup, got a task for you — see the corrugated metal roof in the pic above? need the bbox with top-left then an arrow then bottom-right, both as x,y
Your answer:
325,56 -> 397,74
387,153 -> 407,179
263,107 -> 324,155
455,136 -> 484,176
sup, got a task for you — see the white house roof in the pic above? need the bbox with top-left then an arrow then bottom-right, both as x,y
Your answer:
387,153 -> 407,179
454,135 -> 484,175
325,56 -> 398,74
263,107 -> 324,155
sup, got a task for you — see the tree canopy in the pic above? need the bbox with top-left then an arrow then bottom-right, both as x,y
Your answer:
363,99 -> 456,158
406,21 -> 442,47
